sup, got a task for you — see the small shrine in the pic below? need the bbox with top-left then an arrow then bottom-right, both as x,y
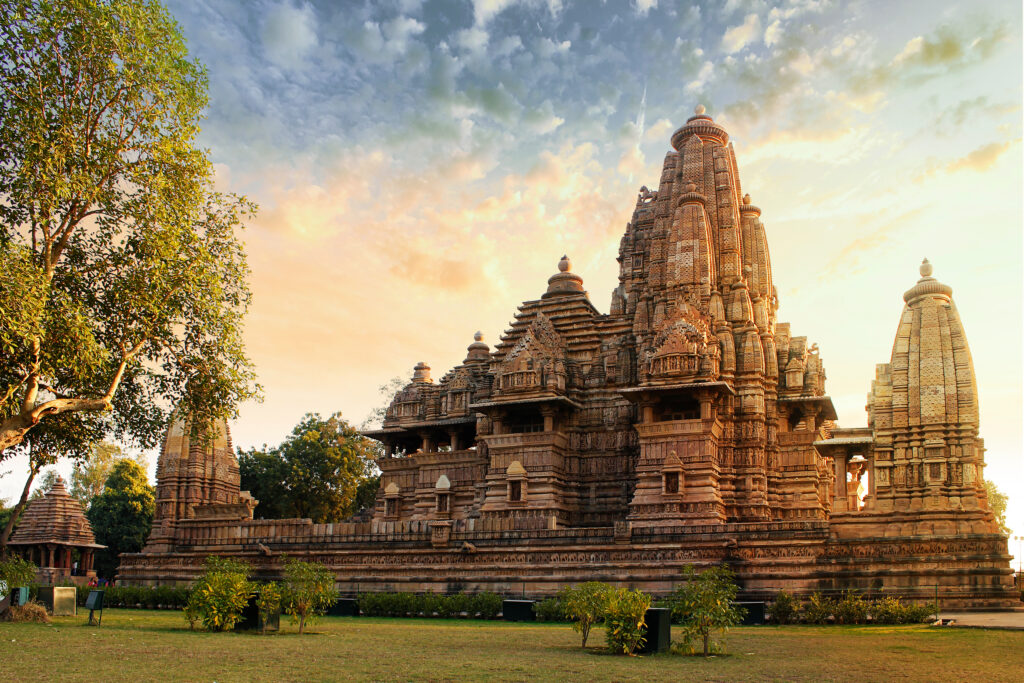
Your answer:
8,476 -> 105,585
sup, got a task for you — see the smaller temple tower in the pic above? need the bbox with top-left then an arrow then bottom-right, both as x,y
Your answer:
144,414 -> 256,552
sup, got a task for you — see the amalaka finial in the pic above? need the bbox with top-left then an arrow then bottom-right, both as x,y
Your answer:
695,104 -> 706,115
558,255 -> 572,272
743,193 -> 751,205
920,258 -> 932,278
684,180 -> 697,193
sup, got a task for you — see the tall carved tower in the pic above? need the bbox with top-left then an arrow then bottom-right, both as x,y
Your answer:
617,106 -> 833,527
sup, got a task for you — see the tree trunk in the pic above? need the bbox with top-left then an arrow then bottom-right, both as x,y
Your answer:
581,623 -> 589,647
703,633 -> 710,657
0,462 -> 40,555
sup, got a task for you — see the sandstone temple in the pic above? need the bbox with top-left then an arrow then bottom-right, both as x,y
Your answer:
119,107 -> 1016,608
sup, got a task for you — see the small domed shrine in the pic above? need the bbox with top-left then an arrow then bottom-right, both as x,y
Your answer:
119,107 -> 1015,608
8,476 -> 105,584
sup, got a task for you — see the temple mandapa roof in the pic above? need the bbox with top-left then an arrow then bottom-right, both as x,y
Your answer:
8,475 -> 105,549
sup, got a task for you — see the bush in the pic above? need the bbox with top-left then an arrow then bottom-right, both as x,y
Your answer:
871,596 -> 935,624
834,591 -> 870,625
256,582 -> 282,634
603,587 -> 651,655
561,582 -> 613,648
282,558 -> 336,634
472,592 -> 503,619
803,592 -> 836,624
184,556 -> 253,632
767,589 -> 799,625
533,596 -> 566,622
0,556 -> 37,595
669,565 -> 745,657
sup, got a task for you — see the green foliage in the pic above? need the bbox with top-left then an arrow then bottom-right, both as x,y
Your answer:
184,556 -> 253,632
281,558 -> 335,634
603,587 -> 651,655
833,591 -> 870,624
238,413 -> 378,522
28,469 -> 59,500
669,565 -> 745,657
86,459 -> 155,579
74,584 -> 190,609
355,591 -> 503,619
767,589 -> 800,625
984,480 -> 1011,535
354,475 -> 381,513
256,582 -> 282,634
533,596 -> 567,622
0,555 -> 37,595
0,0 -> 258,465
560,582 -> 614,647
803,592 -> 837,624
870,596 -> 934,624
70,442 -> 146,507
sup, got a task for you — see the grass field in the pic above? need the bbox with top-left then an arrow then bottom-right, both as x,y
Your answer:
2,609 -> 1022,682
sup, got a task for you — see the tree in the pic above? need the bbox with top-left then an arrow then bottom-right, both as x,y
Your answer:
560,581 -> 613,648
0,440 -> 57,551
69,441 -> 146,508
0,0 -> 258,507
28,468 -> 59,500
86,459 -> 154,579
281,557 -> 335,634
238,413 -> 378,522
669,565 -> 745,657
237,446 -> 292,520
985,480 -> 1011,535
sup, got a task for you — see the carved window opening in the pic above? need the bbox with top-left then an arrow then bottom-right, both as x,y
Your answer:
508,480 -> 522,502
929,463 -> 942,481
436,493 -> 449,513
506,409 -> 545,433
664,471 -> 680,494
657,397 -> 700,421
385,498 -> 397,517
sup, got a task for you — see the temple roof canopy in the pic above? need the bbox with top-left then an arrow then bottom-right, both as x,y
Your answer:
8,476 -> 105,549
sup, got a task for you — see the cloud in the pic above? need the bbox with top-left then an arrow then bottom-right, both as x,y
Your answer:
722,13 -> 761,53
635,0 -> 658,15
945,141 -> 1013,173
471,0 -> 517,26
686,61 -> 714,93
262,2 -> 318,69
764,18 -> 782,47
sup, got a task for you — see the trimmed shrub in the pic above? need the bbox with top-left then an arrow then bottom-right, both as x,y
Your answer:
533,596 -> 566,622
472,592 -> 502,619
803,592 -> 836,624
767,589 -> 799,625
603,587 -> 651,655
834,591 -> 870,625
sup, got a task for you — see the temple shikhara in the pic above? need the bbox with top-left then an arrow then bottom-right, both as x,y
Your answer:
119,107 -> 1016,608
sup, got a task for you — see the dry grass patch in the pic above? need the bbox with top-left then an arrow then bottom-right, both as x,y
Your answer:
1,609 -> 1022,682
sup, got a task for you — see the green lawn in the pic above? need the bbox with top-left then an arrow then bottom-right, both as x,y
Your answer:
2,609 -> 1022,682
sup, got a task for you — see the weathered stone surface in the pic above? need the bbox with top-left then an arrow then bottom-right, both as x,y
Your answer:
119,108 -> 1016,608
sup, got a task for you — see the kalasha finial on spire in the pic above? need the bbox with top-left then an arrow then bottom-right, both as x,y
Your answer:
474,330 -> 483,342
695,104 -> 706,115
558,255 -> 572,272
920,258 -> 932,278
684,180 -> 697,193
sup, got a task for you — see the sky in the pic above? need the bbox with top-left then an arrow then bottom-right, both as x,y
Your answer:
3,0 -> 1022,542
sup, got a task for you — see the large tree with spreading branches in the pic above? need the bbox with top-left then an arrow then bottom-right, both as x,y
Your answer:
0,0 -> 259,551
